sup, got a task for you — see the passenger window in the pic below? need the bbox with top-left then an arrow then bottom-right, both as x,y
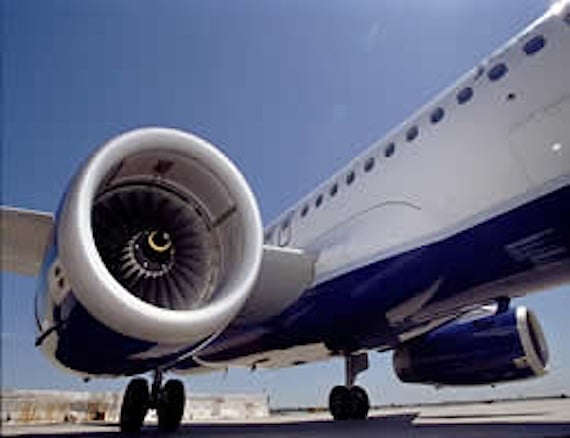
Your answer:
457,87 -> 473,104
301,205 -> 309,218
430,107 -> 445,124
330,183 -> 338,197
315,194 -> 323,208
523,35 -> 546,55
384,142 -> 395,158
364,157 -> 375,172
406,126 -> 419,142
278,215 -> 292,247
488,63 -> 508,81
346,171 -> 355,185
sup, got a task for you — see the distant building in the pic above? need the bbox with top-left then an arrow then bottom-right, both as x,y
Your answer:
1,390 -> 269,424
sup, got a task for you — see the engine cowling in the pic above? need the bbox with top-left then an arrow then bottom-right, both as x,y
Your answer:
53,127 -> 263,345
393,306 -> 549,386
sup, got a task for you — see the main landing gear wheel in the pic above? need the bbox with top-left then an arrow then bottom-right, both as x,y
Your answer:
119,372 -> 186,433
120,378 -> 150,433
328,352 -> 371,421
350,385 -> 370,420
157,379 -> 186,432
328,385 -> 370,421
329,385 -> 352,420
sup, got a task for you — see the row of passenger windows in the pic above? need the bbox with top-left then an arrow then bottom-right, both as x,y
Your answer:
265,34 -> 548,243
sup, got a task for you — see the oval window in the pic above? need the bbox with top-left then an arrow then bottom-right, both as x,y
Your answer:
431,107 -> 444,124
346,171 -> 355,185
384,143 -> 395,157
457,87 -> 473,105
488,63 -> 508,81
364,157 -> 375,172
330,183 -> 338,197
406,126 -> 419,142
523,35 -> 546,55
315,194 -> 323,208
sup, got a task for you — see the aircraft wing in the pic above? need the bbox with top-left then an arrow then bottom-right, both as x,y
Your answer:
1,207 -> 54,276
0,203 -> 316,326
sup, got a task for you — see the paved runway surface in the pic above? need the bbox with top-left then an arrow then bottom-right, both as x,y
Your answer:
3,398 -> 570,437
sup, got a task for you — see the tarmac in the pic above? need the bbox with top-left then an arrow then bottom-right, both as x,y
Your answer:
2,397 -> 570,437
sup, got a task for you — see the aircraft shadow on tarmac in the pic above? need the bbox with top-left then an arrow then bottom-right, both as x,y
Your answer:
5,412 -> 570,438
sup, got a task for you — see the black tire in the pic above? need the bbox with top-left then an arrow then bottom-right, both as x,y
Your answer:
329,385 -> 352,421
157,379 -> 186,432
350,385 -> 370,420
120,378 -> 150,433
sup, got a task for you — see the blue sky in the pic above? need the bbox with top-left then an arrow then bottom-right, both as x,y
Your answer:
2,0 -> 569,408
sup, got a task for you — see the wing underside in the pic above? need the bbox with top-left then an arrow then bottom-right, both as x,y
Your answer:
1,207 -> 54,276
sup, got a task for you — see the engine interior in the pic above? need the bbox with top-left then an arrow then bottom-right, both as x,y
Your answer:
56,128 -> 263,344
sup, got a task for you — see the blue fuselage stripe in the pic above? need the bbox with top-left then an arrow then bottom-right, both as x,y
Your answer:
48,185 -> 570,375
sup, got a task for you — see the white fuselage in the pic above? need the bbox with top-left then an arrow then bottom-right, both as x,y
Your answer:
264,5 -> 570,288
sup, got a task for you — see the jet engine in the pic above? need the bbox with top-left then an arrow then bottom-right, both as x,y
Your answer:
51,128 -> 263,345
393,306 -> 549,386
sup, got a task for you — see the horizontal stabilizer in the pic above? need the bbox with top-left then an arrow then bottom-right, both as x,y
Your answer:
1,207 -> 54,276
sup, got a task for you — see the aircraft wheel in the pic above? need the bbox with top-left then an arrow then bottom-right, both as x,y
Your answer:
157,379 -> 186,432
350,385 -> 370,420
120,378 -> 149,433
329,385 -> 352,420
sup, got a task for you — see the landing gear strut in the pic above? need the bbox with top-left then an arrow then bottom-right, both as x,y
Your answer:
328,352 -> 370,421
119,370 -> 186,433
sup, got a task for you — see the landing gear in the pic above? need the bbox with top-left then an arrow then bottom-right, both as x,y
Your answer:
328,352 -> 370,421
349,385 -> 370,420
157,379 -> 186,432
329,385 -> 352,420
119,370 -> 186,433
120,378 -> 150,433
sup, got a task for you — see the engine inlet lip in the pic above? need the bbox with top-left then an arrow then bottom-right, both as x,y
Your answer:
58,127 -> 263,344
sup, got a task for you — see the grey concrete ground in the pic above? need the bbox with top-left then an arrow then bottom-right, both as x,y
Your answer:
2,397 -> 570,437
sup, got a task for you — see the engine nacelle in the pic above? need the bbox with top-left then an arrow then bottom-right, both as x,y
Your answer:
48,128 -> 263,345
393,306 -> 549,386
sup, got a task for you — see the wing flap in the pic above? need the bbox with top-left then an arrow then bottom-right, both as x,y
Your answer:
1,207 -> 54,276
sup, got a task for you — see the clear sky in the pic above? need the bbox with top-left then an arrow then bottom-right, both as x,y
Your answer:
2,0 -> 569,409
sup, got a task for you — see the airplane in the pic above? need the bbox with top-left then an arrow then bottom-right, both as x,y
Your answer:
1,0 -> 569,433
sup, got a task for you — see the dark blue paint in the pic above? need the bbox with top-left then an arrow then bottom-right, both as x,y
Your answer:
36,202 -> 205,376
44,185 -> 570,375
395,308 -> 538,385
185,184 -> 570,368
